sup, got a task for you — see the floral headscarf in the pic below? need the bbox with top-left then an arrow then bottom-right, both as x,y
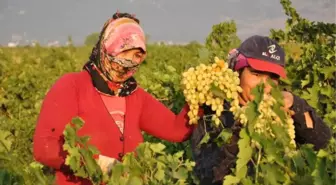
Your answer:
84,16 -> 146,97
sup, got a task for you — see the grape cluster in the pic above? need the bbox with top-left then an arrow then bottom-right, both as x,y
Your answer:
181,57 -> 243,125
181,56 -> 296,147
254,94 -> 296,147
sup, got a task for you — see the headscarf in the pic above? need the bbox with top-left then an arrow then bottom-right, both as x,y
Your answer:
228,48 -> 249,71
84,16 -> 146,97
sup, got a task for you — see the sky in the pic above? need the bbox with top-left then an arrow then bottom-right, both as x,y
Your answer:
0,0 -> 335,45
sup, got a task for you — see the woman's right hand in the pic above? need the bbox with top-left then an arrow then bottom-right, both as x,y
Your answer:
96,155 -> 120,174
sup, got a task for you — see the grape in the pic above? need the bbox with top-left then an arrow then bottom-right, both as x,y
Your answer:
181,56 -> 296,147
182,57 -> 295,146
181,57 -> 242,126
252,94 -> 296,147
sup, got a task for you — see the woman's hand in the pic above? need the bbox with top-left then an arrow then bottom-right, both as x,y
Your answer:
96,155 -> 120,174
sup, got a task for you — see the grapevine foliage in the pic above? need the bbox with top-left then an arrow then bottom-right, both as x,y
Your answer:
0,45 -> 204,184
63,117 -> 104,184
181,58 -> 311,184
0,0 -> 334,184
0,129 -> 51,185
222,0 -> 335,184
63,117 -> 197,185
270,0 -> 336,132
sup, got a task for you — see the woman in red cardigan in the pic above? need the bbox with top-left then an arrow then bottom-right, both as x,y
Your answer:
33,12 -> 194,185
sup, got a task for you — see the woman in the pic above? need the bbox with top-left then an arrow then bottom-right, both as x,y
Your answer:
190,35 -> 332,185
33,12 -> 194,185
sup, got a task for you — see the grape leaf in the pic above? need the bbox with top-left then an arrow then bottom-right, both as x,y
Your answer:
320,66 -> 336,79
223,175 -> 240,185
126,176 -> 143,185
0,130 -> 13,152
260,163 -> 286,185
173,167 -> 188,179
214,129 -> 233,146
197,132 -> 210,148
150,143 -> 166,154
154,169 -> 165,181
235,128 -> 252,179
312,158 -> 327,185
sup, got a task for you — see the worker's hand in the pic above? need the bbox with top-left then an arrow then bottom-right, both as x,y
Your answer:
281,91 -> 295,116
96,155 -> 120,174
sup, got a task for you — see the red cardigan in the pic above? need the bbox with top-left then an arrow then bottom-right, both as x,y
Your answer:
33,71 -> 194,185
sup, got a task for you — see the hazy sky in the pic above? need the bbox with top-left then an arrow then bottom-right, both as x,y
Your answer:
0,0 -> 335,45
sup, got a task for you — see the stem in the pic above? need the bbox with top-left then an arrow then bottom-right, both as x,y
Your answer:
32,168 -> 48,185
255,147 -> 262,184
276,160 -> 296,179
202,117 -> 208,133
250,158 -> 256,167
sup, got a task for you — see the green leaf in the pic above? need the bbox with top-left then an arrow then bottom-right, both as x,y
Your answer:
270,84 -> 285,106
62,119 -> 104,184
154,169 -> 165,181
71,117 -> 85,129
260,163 -> 286,185
210,84 -> 226,99
320,66 -> 336,79
273,103 -> 287,124
214,129 -> 233,146
320,86 -> 334,97
173,167 -> 188,180
245,102 -> 259,126
240,178 -> 254,185
291,151 -> 306,174
236,166 -> 248,179
65,148 -> 81,171
223,175 -> 240,185
235,128 -> 252,179
301,76 -> 311,88
312,158 -> 327,185
316,149 -> 329,158
251,84 -> 264,104
126,176 -> 143,185
63,124 -> 77,147
110,164 -> 124,182
197,132 -> 210,148
173,151 -> 184,159
0,130 -> 14,152
150,143 -> 166,154
300,145 -> 317,170
270,124 -> 291,147
166,65 -> 176,73
76,168 -> 87,178
279,77 -> 292,86
79,136 -> 91,145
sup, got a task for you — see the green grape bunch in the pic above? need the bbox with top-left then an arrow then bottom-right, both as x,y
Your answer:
181,57 -> 244,126
252,93 -> 296,148
181,56 -> 295,147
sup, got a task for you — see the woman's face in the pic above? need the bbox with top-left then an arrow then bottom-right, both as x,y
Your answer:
103,48 -> 145,82
239,67 -> 279,105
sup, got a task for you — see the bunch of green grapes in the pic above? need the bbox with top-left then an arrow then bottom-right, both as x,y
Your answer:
254,94 -> 296,147
181,56 -> 295,147
181,57 -> 245,126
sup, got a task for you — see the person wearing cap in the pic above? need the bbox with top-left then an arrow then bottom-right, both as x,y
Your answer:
190,35 -> 332,185
32,12 -> 194,185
